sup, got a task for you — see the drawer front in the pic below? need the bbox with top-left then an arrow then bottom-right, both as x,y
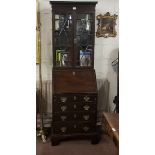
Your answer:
52,122 -> 96,134
53,103 -> 72,112
53,94 -> 97,103
53,95 -> 73,103
74,103 -> 96,112
53,112 -> 96,122
53,113 -> 74,122
77,112 -> 96,121
79,94 -> 97,102
52,123 -> 74,134
53,102 -> 96,112
78,122 -> 96,133
52,122 -> 79,134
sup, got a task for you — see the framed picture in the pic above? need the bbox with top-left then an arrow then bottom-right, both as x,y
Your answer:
96,12 -> 117,38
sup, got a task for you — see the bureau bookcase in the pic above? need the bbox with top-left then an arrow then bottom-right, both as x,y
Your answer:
50,1 -> 100,145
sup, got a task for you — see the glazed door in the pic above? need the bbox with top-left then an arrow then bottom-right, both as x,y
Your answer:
74,12 -> 95,68
53,12 -> 74,68
52,4 -> 95,69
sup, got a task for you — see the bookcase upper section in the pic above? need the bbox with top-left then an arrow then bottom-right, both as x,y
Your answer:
50,1 -> 97,69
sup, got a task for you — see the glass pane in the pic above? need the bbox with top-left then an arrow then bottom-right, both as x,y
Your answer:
55,14 -> 72,31
79,47 -> 92,67
55,34 -> 71,47
75,44 -> 93,67
54,14 -> 73,67
55,49 -> 72,67
76,35 -> 93,48
77,14 -> 92,20
75,14 -> 94,67
76,20 -> 92,35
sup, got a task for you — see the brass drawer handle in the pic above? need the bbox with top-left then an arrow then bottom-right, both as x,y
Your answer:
61,105 -> 67,111
60,127 -> 67,133
84,96 -> 90,102
83,115 -> 90,120
83,105 -> 90,111
60,116 -> 67,121
60,97 -> 67,103
83,126 -> 89,132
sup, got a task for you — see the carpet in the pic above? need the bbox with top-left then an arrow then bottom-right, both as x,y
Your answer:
36,134 -> 118,155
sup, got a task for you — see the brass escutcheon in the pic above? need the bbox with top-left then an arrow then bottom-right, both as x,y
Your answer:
84,96 -> 90,102
61,105 -> 67,111
60,97 -> 67,103
61,115 -> 67,121
83,115 -> 90,120
83,105 -> 90,111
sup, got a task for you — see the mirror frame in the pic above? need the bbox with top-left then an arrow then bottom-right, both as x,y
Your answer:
96,12 -> 117,38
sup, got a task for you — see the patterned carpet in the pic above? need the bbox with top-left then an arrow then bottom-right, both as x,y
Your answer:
36,134 -> 118,155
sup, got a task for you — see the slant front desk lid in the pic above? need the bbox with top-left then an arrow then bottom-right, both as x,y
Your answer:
53,69 -> 97,93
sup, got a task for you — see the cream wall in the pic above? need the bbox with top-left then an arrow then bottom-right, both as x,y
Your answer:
36,0 -> 119,117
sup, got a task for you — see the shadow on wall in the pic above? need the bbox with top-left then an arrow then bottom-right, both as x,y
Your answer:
36,80 -> 52,113
106,48 -> 119,112
96,48 -> 119,119
36,81 -> 52,128
36,88 -> 47,114
97,78 -> 110,122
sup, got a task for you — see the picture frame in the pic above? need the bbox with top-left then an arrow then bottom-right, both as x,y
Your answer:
96,12 -> 117,38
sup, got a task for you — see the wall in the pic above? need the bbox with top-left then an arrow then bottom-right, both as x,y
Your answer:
36,0 -> 119,119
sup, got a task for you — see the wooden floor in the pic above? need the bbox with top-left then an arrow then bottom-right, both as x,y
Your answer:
36,134 -> 118,155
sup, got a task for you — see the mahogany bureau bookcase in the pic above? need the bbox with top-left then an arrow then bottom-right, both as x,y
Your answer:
50,1 -> 100,146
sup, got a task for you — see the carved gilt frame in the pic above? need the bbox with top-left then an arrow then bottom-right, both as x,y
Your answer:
96,12 -> 117,38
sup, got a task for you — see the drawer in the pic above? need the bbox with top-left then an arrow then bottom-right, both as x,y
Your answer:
77,112 -> 96,121
52,122 -> 96,134
72,94 -> 97,102
53,94 -> 97,103
53,103 -> 73,112
75,103 -> 96,112
79,94 -> 97,102
53,102 -> 96,112
53,112 -> 74,122
78,122 -> 96,133
52,122 -> 77,134
53,95 -> 73,103
53,112 -> 96,122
